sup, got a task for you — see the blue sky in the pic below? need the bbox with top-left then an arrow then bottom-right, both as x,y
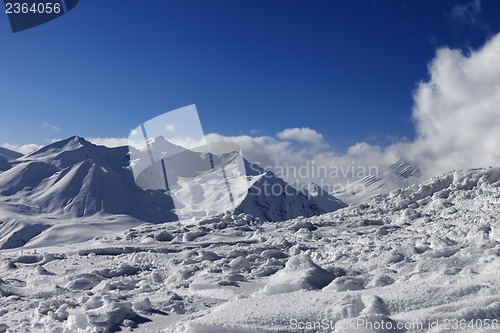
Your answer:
1,0 -> 499,152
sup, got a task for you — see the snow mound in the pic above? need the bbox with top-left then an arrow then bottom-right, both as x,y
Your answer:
63,299 -> 148,333
260,252 -> 337,295
385,166 -> 500,211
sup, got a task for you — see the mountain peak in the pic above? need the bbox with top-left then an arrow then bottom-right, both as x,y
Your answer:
52,136 -> 92,149
25,136 -> 93,159
67,135 -> 89,144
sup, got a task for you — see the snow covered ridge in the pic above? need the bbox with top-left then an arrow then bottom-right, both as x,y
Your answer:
0,137 -> 346,249
1,137 -> 178,223
334,159 -> 422,205
127,135 -> 346,222
0,146 -> 23,160
0,166 -> 498,332
0,146 -> 22,173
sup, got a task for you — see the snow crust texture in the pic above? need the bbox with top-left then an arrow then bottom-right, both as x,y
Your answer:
0,167 -> 498,332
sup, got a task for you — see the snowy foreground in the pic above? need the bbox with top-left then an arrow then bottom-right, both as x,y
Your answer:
0,167 -> 499,332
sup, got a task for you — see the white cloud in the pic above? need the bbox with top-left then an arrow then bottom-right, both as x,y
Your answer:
276,127 -> 326,146
408,32 -> 500,177
206,133 -> 294,170
2,143 -> 42,155
42,122 -> 61,132
206,33 -> 500,185
205,132 -> 387,188
165,124 -> 175,132
87,137 -> 129,147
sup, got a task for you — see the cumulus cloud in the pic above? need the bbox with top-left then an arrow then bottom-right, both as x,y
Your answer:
205,132 -> 387,190
408,32 -> 500,177
207,32 -> 500,185
276,127 -> 326,147
2,143 -> 42,155
206,133 -> 294,171
87,137 -> 129,147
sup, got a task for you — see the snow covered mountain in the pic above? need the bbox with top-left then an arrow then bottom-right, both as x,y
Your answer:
0,155 -> 12,172
0,136 -> 345,248
3,136 -> 177,223
0,146 -> 22,159
0,137 -> 180,249
130,136 -> 346,221
334,159 -> 421,204
0,166 -> 498,332
0,146 -> 22,172
305,182 -> 347,212
234,162 -> 346,221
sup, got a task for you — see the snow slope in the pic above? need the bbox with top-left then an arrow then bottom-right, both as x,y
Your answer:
0,146 -> 22,159
335,159 -> 421,205
236,165 -> 346,222
0,146 -> 21,173
2,137 -> 177,223
0,155 -> 12,172
0,166 -> 498,332
306,182 -> 347,212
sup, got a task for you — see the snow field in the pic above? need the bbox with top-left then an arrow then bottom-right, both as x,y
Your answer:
0,167 -> 498,332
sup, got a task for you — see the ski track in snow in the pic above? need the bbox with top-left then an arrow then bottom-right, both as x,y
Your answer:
0,167 -> 499,332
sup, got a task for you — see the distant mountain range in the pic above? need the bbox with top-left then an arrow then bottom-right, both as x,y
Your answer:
0,136 -> 349,248
1,137 -> 177,223
0,137 -> 432,248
